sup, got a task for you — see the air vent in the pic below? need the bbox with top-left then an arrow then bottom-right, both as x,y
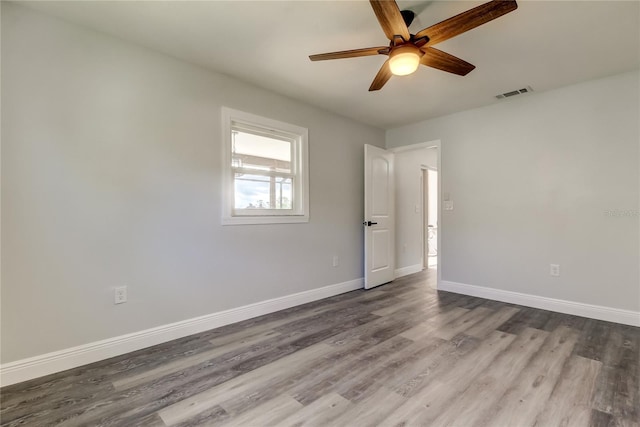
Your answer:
496,86 -> 533,99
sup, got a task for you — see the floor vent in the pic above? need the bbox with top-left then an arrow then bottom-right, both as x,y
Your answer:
496,86 -> 533,99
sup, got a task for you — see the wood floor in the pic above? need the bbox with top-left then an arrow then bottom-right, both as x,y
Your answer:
1,270 -> 639,427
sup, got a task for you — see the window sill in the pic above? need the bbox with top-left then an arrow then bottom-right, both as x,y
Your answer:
221,215 -> 309,226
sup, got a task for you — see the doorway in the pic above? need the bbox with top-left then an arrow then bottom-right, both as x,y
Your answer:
422,167 -> 438,269
387,139 -> 441,288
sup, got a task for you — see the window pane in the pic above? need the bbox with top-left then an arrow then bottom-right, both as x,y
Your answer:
275,177 -> 292,209
232,130 -> 291,173
234,174 -> 292,210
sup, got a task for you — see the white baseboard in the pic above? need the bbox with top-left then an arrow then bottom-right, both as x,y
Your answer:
395,263 -> 423,278
0,278 -> 363,387
439,280 -> 640,327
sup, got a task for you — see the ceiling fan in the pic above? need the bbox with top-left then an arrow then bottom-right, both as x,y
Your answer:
309,0 -> 518,91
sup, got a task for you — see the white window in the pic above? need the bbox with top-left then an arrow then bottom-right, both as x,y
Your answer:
221,107 -> 309,225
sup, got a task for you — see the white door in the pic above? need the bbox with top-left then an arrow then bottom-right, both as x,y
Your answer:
364,144 -> 395,289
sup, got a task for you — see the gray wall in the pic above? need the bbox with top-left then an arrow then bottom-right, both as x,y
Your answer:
387,70 -> 640,312
1,3 -> 385,363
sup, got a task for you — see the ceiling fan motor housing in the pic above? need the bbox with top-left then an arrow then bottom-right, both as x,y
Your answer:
400,9 -> 415,27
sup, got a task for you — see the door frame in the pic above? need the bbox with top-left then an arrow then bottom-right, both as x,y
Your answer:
389,139 -> 442,288
421,165 -> 438,270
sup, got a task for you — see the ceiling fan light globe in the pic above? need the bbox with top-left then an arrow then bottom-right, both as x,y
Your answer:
389,46 -> 421,76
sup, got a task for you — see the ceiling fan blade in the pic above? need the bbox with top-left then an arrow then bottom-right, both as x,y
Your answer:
309,47 -> 388,61
369,60 -> 393,91
370,0 -> 411,43
420,47 -> 475,76
415,0 -> 517,46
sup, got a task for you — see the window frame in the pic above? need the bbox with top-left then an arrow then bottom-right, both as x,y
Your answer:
221,107 -> 309,225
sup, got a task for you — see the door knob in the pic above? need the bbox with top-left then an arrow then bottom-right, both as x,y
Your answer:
363,221 -> 378,226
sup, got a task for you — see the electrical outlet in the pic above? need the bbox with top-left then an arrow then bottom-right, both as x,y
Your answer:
550,264 -> 560,277
332,255 -> 339,267
114,286 -> 127,304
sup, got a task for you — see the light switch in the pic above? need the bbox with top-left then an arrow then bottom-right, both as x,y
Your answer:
444,201 -> 454,211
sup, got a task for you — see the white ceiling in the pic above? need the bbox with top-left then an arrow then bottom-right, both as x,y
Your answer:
22,1 -> 640,129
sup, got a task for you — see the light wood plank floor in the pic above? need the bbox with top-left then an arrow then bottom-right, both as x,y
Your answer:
1,270 -> 639,426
